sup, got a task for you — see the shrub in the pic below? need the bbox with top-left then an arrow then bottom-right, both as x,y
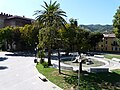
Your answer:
37,50 -> 45,58
42,61 -> 48,68
40,58 -> 44,64
37,50 -> 45,64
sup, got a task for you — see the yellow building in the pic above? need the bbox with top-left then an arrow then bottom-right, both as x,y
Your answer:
96,34 -> 120,52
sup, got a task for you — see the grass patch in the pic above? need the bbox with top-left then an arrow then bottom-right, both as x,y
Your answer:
112,69 -> 120,74
104,54 -> 120,59
36,64 -> 120,90
36,63 -> 76,89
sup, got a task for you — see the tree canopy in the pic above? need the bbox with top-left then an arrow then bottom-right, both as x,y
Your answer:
0,25 -> 39,51
113,6 -> 120,38
34,0 -> 67,65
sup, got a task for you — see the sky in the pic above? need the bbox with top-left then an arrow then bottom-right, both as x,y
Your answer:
0,0 -> 120,25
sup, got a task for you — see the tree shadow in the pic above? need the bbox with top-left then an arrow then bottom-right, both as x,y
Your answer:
61,72 -> 74,76
64,71 -> 120,90
89,72 -> 120,89
5,52 -> 34,57
0,66 -> 8,70
0,57 -> 8,61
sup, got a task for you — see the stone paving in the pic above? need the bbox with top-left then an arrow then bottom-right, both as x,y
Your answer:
0,52 -> 62,90
1,51 -> 120,90
49,55 -> 120,71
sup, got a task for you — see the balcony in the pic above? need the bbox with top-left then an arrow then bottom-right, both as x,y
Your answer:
111,42 -> 119,46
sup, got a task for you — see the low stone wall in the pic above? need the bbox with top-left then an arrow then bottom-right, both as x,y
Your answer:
94,55 -> 104,58
89,67 -> 109,73
112,58 -> 120,63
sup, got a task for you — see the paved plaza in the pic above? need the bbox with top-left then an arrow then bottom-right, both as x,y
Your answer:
0,52 -> 62,90
49,54 -> 120,71
0,52 -> 120,90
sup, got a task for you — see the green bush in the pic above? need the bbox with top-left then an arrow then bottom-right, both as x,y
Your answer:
37,50 -> 45,64
40,58 -> 44,64
37,50 -> 45,58
42,61 -> 48,68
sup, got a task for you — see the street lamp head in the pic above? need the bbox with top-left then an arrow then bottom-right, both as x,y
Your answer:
76,56 -> 81,62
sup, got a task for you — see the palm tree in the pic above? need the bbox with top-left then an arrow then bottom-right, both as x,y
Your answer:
34,0 -> 67,66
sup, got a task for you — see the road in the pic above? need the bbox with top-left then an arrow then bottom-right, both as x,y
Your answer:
0,52 -> 62,90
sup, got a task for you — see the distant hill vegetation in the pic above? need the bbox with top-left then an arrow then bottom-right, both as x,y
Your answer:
80,24 -> 113,33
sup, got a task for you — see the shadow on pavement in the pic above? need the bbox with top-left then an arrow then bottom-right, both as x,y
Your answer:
5,52 -> 34,57
0,57 -> 8,61
0,66 -> 8,70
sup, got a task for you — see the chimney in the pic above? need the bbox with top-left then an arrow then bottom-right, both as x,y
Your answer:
0,12 -> 3,15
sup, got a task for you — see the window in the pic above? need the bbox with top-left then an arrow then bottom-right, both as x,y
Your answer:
115,47 -> 118,51
112,47 -> 113,51
113,41 -> 116,45
106,41 -> 107,44
106,47 -> 107,50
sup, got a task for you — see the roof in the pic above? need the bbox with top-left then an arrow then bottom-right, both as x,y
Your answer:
6,15 -> 32,21
103,34 -> 116,38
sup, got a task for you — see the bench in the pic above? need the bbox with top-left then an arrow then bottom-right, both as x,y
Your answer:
112,58 -> 120,63
89,67 -> 109,73
53,63 -> 73,71
94,55 -> 104,58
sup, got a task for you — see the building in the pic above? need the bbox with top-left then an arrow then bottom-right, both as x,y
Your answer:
96,34 -> 120,52
0,12 -> 32,28
0,12 -> 33,51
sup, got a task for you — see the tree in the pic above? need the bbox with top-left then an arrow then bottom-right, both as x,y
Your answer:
35,0 -> 67,66
89,32 -> 103,51
20,24 -> 39,51
113,6 -> 120,38
75,28 -> 90,53
58,18 -> 78,56
59,20 -> 91,73
0,26 -> 13,51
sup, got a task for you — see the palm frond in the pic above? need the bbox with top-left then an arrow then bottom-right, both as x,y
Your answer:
52,1 -> 57,6
43,1 -> 49,8
34,0 -> 67,29
41,5 -> 47,10
55,3 -> 60,9
50,0 -> 52,6
33,10 -> 42,16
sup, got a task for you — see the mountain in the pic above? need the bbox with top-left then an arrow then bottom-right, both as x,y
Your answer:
80,24 -> 113,33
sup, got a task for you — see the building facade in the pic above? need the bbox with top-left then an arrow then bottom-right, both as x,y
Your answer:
96,34 -> 120,52
0,12 -> 32,28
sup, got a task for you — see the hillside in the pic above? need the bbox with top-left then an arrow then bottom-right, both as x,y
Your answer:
80,24 -> 113,33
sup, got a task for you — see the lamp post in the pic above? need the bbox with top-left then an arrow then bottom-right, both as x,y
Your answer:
57,39 -> 61,74
78,55 -> 81,90
34,43 -> 38,64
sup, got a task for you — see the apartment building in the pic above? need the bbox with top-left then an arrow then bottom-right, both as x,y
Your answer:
96,34 -> 120,52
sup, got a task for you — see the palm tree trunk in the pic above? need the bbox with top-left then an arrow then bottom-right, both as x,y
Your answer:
58,48 -> 61,74
48,46 -> 52,66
